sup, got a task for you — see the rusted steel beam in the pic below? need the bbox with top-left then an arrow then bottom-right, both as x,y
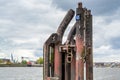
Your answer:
76,2 -> 85,40
54,9 -> 74,80
60,20 -> 78,80
43,2 -> 93,80
75,2 -> 85,80
75,22 -> 84,80
59,44 -> 76,80
85,10 -> 93,80
54,45 -> 61,79
65,23 -> 77,80
65,22 -> 77,45
43,44 -> 48,80
57,9 -> 75,39
43,33 -> 60,80
43,9 -> 75,80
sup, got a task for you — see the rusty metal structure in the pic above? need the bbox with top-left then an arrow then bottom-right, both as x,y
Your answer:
43,2 -> 93,80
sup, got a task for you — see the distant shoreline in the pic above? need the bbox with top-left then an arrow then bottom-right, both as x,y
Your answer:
0,64 -> 43,67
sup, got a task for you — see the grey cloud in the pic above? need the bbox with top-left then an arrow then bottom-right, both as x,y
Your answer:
0,0 -> 60,40
52,0 -> 120,16
0,0 -> 120,62
0,0 -> 60,27
15,42 -> 39,50
0,0 -> 50,55
94,54 -> 109,58
0,37 -> 16,50
0,0 -> 63,59
34,52 -> 43,57
0,1 -> 69,54
34,48 -> 43,57
0,36 -> 39,51
110,37 -> 120,49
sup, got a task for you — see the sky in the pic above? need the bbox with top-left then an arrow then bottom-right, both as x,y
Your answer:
0,0 -> 120,62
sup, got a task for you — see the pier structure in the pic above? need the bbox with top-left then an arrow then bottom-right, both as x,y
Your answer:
43,2 -> 93,80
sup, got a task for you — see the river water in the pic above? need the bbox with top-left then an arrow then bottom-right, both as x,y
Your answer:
0,67 -> 120,80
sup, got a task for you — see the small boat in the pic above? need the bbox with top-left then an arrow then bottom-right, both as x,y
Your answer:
27,62 -> 32,67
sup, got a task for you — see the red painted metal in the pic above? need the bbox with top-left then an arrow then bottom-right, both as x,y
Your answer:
54,45 -> 61,79
75,22 -> 84,80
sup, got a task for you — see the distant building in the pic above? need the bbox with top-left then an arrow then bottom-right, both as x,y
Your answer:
0,58 -> 11,64
94,62 -> 120,68
11,53 -> 15,63
94,62 -> 104,67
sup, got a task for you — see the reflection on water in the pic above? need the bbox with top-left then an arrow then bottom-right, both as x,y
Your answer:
0,67 -> 120,80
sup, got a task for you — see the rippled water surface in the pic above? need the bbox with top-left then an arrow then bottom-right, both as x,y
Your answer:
0,67 -> 120,80
0,67 -> 43,80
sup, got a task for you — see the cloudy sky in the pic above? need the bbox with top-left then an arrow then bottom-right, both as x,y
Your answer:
0,0 -> 120,62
